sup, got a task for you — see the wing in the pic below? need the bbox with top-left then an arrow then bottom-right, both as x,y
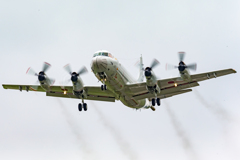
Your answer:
47,86 -> 115,102
2,84 -> 115,102
127,68 -> 236,100
2,84 -> 45,92
159,68 -> 236,87
131,81 -> 199,100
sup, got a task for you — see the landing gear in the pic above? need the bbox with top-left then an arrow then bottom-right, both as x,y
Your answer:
156,98 -> 160,106
101,85 -> 107,91
78,103 -> 82,111
83,103 -> 87,111
152,99 -> 156,106
151,98 -> 161,106
78,103 -> 87,111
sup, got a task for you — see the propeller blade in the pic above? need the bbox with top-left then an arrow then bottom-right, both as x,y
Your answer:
49,78 -> 55,86
78,66 -> 88,75
178,52 -> 185,62
30,81 -> 39,91
150,59 -> 160,69
166,63 -> 178,70
60,79 -> 71,89
64,64 -> 72,75
42,62 -> 51,72
186,63 -> 197,71
26,67 -> 38,76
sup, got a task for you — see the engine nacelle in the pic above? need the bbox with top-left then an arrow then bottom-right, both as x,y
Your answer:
146,84 -> 160,94
73,89 -> 87,99
39,74 -> 54,91
145,69 -> 161,95
71,74 -> 87,99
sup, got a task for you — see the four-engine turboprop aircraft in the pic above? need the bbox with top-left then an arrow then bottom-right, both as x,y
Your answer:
2,50 -> 237,111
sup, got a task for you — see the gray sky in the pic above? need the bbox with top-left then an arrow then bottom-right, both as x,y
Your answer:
0,0 -> 240,160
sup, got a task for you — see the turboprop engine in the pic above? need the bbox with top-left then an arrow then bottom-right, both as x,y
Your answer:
63,64 -> 88,98
144,59 -> 161,95
144,59 -> 161,108
166,52 -> 197,81
26,62 -> 55,91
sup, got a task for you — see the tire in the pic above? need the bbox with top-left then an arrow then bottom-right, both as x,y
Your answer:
156,98 -> 160,106
104,85 -> 107,90
152,99 -> 155,106
78,103 -> 82,111
101,85 -> 104,91
83,103 -> 87,111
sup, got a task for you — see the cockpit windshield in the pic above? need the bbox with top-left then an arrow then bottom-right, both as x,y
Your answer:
93,52 -> 114,58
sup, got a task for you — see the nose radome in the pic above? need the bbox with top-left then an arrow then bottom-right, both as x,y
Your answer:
92,57 -> 108,72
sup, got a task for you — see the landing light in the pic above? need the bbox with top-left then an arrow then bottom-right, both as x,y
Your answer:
174,83 -> 178,87
63,90 -> 67,95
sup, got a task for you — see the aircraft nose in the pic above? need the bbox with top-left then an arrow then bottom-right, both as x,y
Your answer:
91,57 -> 108,72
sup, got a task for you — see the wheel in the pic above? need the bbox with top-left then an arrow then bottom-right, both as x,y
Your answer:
156,98 -> 160,106
104,85 -> 107,90
83,103 -> 87,111
78,103 -> 82,111
152,99 -> 155,106
101,85 -> 104,91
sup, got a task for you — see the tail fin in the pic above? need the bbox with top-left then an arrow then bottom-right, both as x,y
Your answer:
137,55 -> 144,82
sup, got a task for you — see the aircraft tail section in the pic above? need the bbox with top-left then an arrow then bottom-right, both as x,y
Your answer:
137,55 -> 144,82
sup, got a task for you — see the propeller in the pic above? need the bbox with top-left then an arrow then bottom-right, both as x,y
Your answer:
166,52 -> 197,72
145,59 -> 160,77
26,62 -> 52,90
63,64 -> 88,83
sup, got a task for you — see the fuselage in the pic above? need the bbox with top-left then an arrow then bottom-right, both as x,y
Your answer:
91,51 -> 147,109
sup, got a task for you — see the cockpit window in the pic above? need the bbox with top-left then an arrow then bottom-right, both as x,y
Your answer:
109,53 -> 113,58
102,52 -> 108,56
93,52 -> 114,58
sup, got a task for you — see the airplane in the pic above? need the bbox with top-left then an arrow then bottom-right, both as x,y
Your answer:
2,50 -> 237,111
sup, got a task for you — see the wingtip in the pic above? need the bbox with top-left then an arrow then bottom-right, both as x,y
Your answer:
232,69 -> 237,73
2,84 -> 7,89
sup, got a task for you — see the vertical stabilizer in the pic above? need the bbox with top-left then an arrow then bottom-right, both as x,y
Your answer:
137,55 -> 144,82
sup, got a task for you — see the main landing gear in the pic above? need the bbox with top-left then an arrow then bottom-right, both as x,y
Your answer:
152,98 -> 160,106
101,85 -> 107,91
78,103 -> 87,111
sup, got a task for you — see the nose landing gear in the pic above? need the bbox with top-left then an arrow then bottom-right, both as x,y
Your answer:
101,85 -> 107,90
